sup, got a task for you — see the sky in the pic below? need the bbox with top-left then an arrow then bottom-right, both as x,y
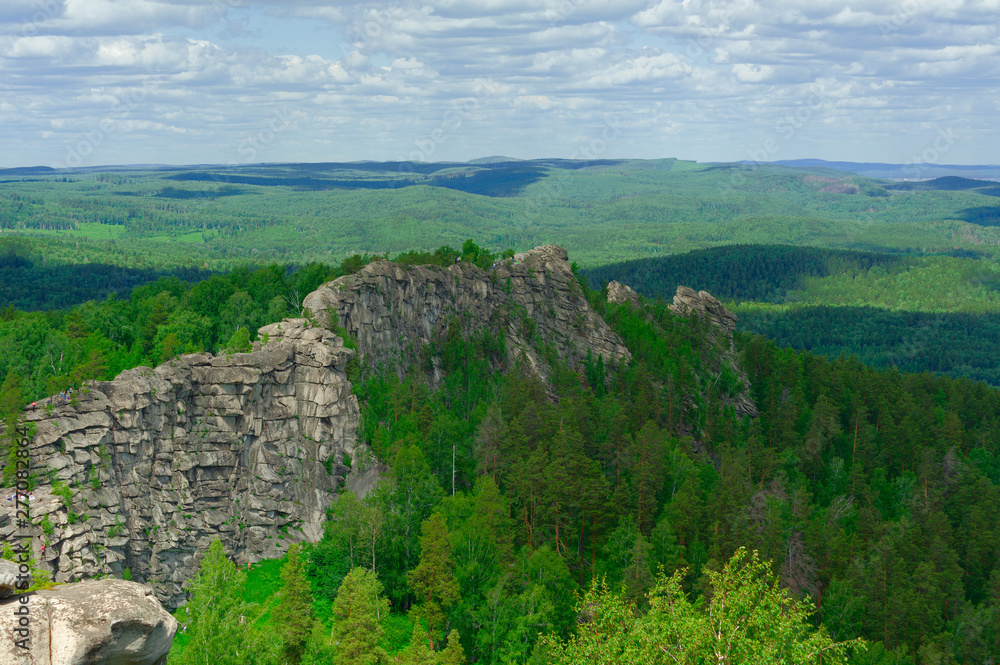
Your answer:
0,0 -> 997,168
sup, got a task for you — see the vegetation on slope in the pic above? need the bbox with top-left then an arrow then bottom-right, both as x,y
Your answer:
4,243 -> 1000,664
583,244 -> 1000,386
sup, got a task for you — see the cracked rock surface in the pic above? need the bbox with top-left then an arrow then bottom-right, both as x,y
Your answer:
0,579 -> 177,665
1,319 -> 360,609
303,244 -> 631,385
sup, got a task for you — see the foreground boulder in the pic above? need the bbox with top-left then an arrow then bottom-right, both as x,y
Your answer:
0,559 -> 21,599
0,579 -> 177,665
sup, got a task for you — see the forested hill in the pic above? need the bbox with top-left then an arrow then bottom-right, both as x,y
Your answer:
4,243 -> 1000,664
5,158 -> 1000,268
0,237 -> 214,310
579,244 -> 907,303
583,244 -> 1000,388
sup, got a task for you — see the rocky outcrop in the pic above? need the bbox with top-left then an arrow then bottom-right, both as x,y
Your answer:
606,281 -> 641,308
669,286 -> 758,419
0,319 -> 360,609
0,579 -> 177,665
670,286 -> 738,337
303,244 -> 631,385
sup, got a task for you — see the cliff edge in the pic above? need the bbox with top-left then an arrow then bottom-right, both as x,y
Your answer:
303,244 -> 631,384
1,319 -> 359,608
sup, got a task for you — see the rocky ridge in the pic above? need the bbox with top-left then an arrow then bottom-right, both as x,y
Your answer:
303,244 -> 631,384
2,245 -> 635,610
669,286 -> 758,419
1,318 -> 360,609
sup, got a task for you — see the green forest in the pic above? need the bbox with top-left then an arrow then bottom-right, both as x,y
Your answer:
583,244 -> 1000,387
4,241 -> 999,664
4,156 -> 1000,664
3,159 -> 1000,269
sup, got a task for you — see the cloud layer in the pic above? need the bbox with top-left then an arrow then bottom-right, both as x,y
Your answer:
0,0 -> 997,167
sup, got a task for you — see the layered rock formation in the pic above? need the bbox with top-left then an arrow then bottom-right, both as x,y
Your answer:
0,579 -> 177,665
669,286 -> 758,419
0,319 -> 360,608
605,280 -> 641,308
670,286 -> 738,337
303,244 -> 631,384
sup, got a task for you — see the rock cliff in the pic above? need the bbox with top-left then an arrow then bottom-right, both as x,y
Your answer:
1,245 -> 635,611
303,244 -> 631,383
669,286 -> 758,419
0,318 -> 359,609
2,246 -> 738,615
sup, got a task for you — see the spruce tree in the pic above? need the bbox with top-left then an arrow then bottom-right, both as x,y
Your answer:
176,539 -> 263,665
330,567 -> 389,665
275,544 -> 316,664
397,622 -> 435,665
437,629 -> 467,665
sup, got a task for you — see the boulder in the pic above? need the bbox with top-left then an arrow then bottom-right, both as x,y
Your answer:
0,579 -> 177,665
0,558 -> 24,599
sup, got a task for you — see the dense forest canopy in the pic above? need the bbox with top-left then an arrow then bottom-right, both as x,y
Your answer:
4,241 -> 999,664
3,159 -> 1000,268
582,244 -> 1000,387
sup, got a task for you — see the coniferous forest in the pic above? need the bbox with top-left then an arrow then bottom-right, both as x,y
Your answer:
3,239 -> 1000,664
3,0 -> 1000,658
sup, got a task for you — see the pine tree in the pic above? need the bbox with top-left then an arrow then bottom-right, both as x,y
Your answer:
276,544 -> 316,664
397,622 -> 435,665
177,539 -> 264,665
407,512 -> 460,650
1,371 -> 25,485
330,567 -> 389,665
436,629 -> 466,665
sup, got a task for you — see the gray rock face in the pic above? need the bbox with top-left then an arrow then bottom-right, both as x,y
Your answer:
0,245 -> 670,617
0,559 -> 22,599
1,319 -> 360,609
303,244 -> 631,384
605,281 -> 641,308
0,579 -> 177,665
669,286 -> 758,419
670,286 -> 738,337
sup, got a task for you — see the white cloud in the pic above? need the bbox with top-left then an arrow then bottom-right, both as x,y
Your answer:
0,0 -> 997,166
732,62 -> 774,82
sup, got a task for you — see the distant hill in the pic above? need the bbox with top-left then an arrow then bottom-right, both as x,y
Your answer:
579,244 -> 906,303
885,176 -> 1000,196
767,158 -> 1000,181
0,166 -> 56,176
468,156 -> 522,164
